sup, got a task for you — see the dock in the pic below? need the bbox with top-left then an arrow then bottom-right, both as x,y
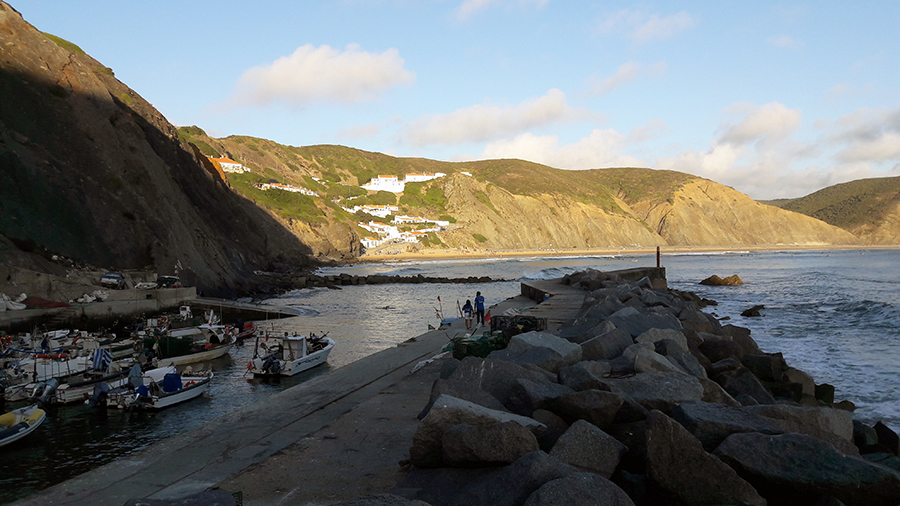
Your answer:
11,269 -> 662,506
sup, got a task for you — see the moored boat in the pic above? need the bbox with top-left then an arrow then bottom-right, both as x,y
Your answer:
0,404 -> 45,447
105,365 -> 212,410
249,331 -> 334,377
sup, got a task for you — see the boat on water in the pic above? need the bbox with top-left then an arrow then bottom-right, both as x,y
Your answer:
140,310 -> 235,367
0,404 -> 45,447
104,365 -> 212,410
248,331 -> 334,377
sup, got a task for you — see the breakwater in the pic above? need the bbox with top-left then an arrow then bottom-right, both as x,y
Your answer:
265,271 -> 507,288
394,268 -> 900,506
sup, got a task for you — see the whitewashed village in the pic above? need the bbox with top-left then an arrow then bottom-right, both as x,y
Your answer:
206,156 -> 452,252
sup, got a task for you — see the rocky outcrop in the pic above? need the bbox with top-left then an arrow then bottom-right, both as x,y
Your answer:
0,3 -> 317,295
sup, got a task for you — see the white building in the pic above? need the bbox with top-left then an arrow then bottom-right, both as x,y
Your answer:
344,204 -> 399,218
256,182 -> 318,196
361,237 -> 382,249
361,175 -> 404,192
404,172 -> 446,183
208,157 -> 251,173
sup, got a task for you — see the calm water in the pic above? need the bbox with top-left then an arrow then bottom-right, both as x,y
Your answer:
2,249 -> 898,502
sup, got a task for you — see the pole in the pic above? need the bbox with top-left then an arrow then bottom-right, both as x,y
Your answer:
656,246 -> 661,268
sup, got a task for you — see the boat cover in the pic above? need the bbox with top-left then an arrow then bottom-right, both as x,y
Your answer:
161,373 -> 182,393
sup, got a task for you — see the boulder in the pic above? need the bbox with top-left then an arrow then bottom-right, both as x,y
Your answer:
442,421 -> 540,467
507,378 -> 575,416
607,308 -> 683,338
409,395 -> 546,468
699,274 -> 744,286
721,324 -> 760,356
549,390 -> 624,428
548,420 -> 628,478
418,378 -> 507,420
448,357 -> 554,407
670,400 -> 785,451
742,353 -> 788,382
853,420 -> 878,448
714,432 -> 900,506
709,357 -> 743,376
634,328 -> 689,353
741,304 -> 765,317
606,371 -> 704,413
523,472 -> 635,506
490,331 -> 582,373
633,347 -> 690,375
714,367 -> 777,405
742,404 -> 856,454
816,383 -> 836,405
874,421 -> 900,456
332,495 -> 432,506
698,338 -> 744,362
698,377 -> 741,407
580,328 -> 634,361
645,410 -> 766,506
531,409 -> 570,452
666,352 -> 708,379
557,363 -> 608,392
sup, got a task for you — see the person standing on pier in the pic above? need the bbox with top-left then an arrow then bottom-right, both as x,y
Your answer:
462,299 -> 473,330
474,291 -> 485,327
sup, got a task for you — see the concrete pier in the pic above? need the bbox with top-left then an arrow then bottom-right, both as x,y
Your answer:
10,268 -> 661,506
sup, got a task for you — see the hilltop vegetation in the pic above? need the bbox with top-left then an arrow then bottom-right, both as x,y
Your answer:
761,176 -> 900,243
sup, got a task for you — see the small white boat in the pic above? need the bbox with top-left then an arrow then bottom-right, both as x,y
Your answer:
0,404 -> 45,447
249,331 -> 334,377
148,322 -> 234,367
105,365 -> 212,410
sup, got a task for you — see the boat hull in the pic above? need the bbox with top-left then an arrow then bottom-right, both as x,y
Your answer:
155,343 -> 232,367
0,405 -> 45,447
251,338 -> 334,377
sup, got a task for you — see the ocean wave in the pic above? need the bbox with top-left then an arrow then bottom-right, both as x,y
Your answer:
519,266 -> 584,281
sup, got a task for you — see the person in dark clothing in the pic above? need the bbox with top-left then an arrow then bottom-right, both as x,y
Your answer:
474,291 -> 485,327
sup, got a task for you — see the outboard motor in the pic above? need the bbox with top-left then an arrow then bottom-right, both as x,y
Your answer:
86,382 -> 111,407
36,378 -> 60,407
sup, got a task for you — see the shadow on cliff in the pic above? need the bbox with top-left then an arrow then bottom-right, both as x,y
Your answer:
0,64 -> 319,297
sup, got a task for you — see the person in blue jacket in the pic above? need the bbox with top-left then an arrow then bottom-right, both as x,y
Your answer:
474,291 -> 485,327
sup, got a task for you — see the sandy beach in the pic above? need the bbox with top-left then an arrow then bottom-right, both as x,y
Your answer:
355,244 -> 899,263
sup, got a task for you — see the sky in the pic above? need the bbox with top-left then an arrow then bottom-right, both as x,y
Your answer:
9,1 -> 900,200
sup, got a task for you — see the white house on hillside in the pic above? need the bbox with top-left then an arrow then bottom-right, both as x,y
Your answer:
361,175 -> 404,192
208,157 -> 251,173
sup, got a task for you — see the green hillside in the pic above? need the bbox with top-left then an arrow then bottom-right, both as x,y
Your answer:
764,176 -> 900,230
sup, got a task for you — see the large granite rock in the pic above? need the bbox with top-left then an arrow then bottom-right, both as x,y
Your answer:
645,410 -> 766,506
606,371 -> 704,413
874,421 -> 900,456
557,363 -> 608,392
715,367 -> 777,405
507,378 -> 575,416
671,400 -> 785,451
549,389 -> 624,428
531,409 -> 570,452
489,331 -> 583,373
448,357 -> 554,407
523,472 -> 635,506
742,352 -> 789,382
442,421 -> 540,467
632,347 -> 690,375
418,378 -> 508,419
721,324 -> 760,356
634,328 -> 689,353
548,419 -> 627,478
741,404 -> 857,455
714,432 -> 900,506
409,395 -> 546,468
580,328 -> 634,361
607,307 -> 683,337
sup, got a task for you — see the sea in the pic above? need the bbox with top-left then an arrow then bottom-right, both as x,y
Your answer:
1,248 -> 898,503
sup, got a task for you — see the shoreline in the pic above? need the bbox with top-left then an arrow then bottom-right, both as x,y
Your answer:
353,244 -> 900,264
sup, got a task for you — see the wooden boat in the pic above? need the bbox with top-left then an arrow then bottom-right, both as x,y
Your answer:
147,322 -> 234,367
105,365 -> 212,410
249,331 -> 334,377
0,404 -> 45,447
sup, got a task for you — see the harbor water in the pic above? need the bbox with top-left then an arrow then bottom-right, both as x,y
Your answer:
2,248 -> 899,503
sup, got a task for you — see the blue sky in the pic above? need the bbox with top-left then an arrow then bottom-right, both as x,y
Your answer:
11,1 -> 900,199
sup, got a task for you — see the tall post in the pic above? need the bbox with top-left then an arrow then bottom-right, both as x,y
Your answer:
656,246 -> 661,268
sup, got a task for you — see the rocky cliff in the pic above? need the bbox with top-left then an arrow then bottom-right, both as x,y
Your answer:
0,3 -> 318,295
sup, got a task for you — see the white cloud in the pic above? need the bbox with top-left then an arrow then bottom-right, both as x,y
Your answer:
718,102 -> 802,149
830,107 -> 900,162
627,118 -> 669,143
455,0 -> 548,20
591,61 -> 666,95
480,129 -> 643,169
767,35 -> 803,49
598,10 -> 696,43
229,44 -> 415,107
402,89 -> 589,146
336,123 -> 382,140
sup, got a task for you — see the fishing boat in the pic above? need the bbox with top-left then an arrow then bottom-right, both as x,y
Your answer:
142,311 -> 235,367
0,404 -> 45,447
105,365 -> 212,410
248,331 -> 334,376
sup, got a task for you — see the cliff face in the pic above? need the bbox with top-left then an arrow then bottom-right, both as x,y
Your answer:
0,3 -> 316,295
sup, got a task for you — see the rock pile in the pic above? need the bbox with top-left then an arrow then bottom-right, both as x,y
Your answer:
393,272 -> 900,506
257,271 -> 505,290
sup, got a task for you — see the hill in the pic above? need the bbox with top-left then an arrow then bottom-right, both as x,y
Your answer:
0,3 -> 319,295
760,177 -> 900,244
183,130 -> 858,252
